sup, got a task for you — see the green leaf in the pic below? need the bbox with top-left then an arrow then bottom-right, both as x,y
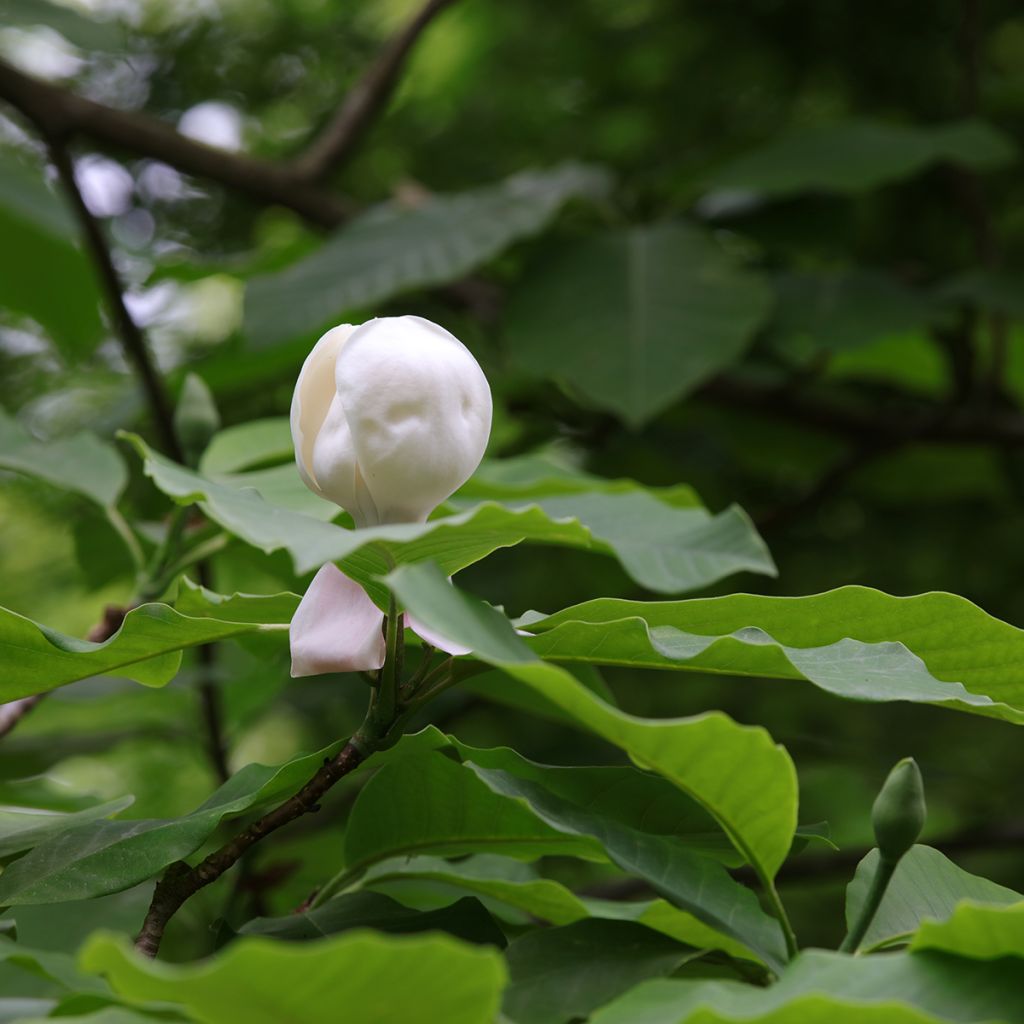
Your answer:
506,223 -> 771,426
128,434 -> 772,593
385,564 -> 799,888
910,901 -> 1024,960
503,919 -> 692,1024
199,418 -> 294,474
0,600 -> 282,701
11,1009 -> 177,1024
0,741 -> 348,904
363,854 -> 763,963
589,948 -> 1024,1024
80,930 -> 507,1024
708,118 -> 1017,197
0,797 -> 134,859
0,153 -> 104,357
0,410 -> 126,508
240,891 -> 506,947
937,269 -> 1024,320
0,935 -> 109,996
341,752 -> 605,882
525,588 -> 1024,724
5,0 -> 125,51
468,766 -> 787,971
847,845 -> 1023,951
244,163 -> 610,348
769,270 -> 939,358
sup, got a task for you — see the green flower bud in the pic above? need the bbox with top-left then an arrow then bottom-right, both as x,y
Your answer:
872,757 -> 926,863
174,373 -> 220,466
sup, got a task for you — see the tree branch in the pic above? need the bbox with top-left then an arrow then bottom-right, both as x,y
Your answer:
135,741 -> 365,958
290,0 -> 458,182
0,58 -> 349,228
43,132 -> 184,461
701,375 -> 1024,447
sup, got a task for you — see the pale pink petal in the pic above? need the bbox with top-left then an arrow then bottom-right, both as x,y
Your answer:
406,614 -> 472,657
290,563 -> 385,677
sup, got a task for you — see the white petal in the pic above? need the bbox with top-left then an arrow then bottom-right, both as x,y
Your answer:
336,316 -> 492,523
407,614 -> 472,657
290,324 -> 357,499
290,563 -> 385,676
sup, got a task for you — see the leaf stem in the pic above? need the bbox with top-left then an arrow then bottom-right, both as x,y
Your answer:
839,853 -> 897,954
763,876 -> 799,961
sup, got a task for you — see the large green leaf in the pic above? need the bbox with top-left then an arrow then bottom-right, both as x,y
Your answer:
127,434 -> 773,593
0,935 -> 109,997
708,118 -> 1016,197
525,588 -> 1024,724
0,600 -> 282,701
0,741 -> 348,904
0,153 -> 104,357
340,752 -> 605,881
385,563 -> 799,890
589,948 -> 1024,1024
847,846 -> 1023,951
80,930 -> 506,1024
503,919 -> 693,1024
244,163 -> 609,348
506,223 -> 771,426
468,766 -> 787,971
910,901 -> 1024,960
0,411 -> 126,509
240,891 -> 506,948
0,797 -> 134,860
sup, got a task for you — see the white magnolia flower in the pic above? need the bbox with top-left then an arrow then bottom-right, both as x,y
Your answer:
288,315 -> 492,677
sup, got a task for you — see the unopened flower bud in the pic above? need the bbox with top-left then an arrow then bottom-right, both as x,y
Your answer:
872,757 -> 926,863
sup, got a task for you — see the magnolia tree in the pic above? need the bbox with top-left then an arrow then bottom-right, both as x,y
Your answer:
1,1 -> 1024,1022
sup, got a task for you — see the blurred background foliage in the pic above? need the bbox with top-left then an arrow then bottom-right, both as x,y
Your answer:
1,0 -> 1022,957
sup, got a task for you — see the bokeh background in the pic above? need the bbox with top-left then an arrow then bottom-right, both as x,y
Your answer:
1,0 -> 1023,955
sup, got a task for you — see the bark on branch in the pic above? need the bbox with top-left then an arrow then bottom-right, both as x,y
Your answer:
135,741 -> 365,958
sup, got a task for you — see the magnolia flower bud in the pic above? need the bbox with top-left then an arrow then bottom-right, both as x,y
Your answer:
872,757 -> 926,863
289,316 -> 489,677
290,315 -> 492,526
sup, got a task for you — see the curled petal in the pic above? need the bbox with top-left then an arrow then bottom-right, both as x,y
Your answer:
290,563 -> 385,677
407,614 -> 472,657
337,316 -> 493,523
290,324 -> 357,500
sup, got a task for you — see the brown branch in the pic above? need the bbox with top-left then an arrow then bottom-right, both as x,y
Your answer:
701,375 -> 1024,447
290,0 -> 458,182
43,132 -> 184,461
135,741 -> 365,957
0,59 -> 349,228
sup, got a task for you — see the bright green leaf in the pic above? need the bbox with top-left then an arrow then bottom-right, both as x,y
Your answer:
910,901 -> 1024,960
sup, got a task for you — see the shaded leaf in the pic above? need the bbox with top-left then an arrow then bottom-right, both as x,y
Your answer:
0,797 -> 134,860
506,223 -> 771,426
245,163 -> 610,348
709,118 -> 1016,197
910,901 -> 1024,960
847,845 -> 1023,950
240,891 -> 506,947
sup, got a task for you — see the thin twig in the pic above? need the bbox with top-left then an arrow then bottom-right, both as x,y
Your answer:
135,741 -> 365,957
43,133 -> 183,461
291,0 -> 458,181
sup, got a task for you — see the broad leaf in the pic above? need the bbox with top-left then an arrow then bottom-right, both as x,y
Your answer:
506,222 -> 771,426
0,600 -> 282,701
240,891 -> 506,948
469,767 -> 788,971
80,930 -> 507,1024
590,948 -> 1024,1024
385,564 -> 799,889
910,901 -> 1024,960
127,434 -> 773,593
847,846 -> 1023,950
0,411 -> 126,509
708,118 -> 1016,197
0,741 -> 348,904
0,797 -> 134,860
503,919 -> 693,1024
244,163 -> 610,348
0,935 -> 109,997
525,589 -> 1024,724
